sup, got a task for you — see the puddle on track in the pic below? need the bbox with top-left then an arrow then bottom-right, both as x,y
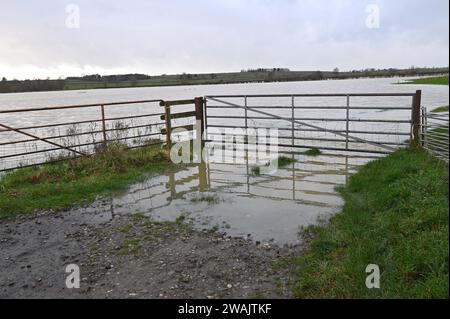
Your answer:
73,155 -> 371,246
83,153 -> 373,246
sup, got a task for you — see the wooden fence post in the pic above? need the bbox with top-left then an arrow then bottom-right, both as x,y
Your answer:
160,101 -> 172,149
195,97 -> 205,145
411,90 -> 422,148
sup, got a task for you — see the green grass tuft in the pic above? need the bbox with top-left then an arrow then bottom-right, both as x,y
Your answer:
292,149 -> 449,299
277,156 -> 296,167
250,155 -> 296,176
431,106 -> 449,113
402,75 -> 449,86
251,166 -> 262,176
190,193 -> 221,204
303,148 -> 322,156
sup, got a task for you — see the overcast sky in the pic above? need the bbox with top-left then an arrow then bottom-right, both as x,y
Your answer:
0,0 -> 448,80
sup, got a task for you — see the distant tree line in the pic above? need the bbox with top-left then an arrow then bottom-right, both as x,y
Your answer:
1,67 -> 448,94
66,73 -> 152,82
0,78 -> 65,93
338,67 -> 448,79
242,68 -> 291,73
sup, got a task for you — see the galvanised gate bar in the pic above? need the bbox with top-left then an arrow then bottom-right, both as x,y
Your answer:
204,91 -> 422,156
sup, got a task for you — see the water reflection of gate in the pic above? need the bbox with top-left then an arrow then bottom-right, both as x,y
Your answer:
114,153 -> 368,215
167,162 -> 209,199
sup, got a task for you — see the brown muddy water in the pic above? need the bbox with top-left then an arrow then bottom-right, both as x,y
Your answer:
77,153 -> 370,246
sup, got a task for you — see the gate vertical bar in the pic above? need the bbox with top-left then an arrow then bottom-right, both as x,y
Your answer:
346,95 -> 350,151
291,96 -> 295,200
291,96 -> 295,150
421,107 -> 428,148
411,90 -> 422,148
292,152 -> 295,200
244,96 -> 249,182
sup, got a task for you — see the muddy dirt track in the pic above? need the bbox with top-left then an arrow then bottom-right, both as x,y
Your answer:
0,203 -> 300,299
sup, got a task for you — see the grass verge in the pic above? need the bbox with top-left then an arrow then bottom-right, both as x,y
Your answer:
402,75 -> 449,86
431,106 -> 449,113
292,149 -> 449,298
0,143 -> 172,219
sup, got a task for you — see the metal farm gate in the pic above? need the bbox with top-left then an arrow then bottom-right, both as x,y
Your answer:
421,106 -> 449,162
203,91 -> 423,158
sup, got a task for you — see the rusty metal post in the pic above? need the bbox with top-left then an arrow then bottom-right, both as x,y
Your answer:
244,96 -> 249,179
411,90 -> 422,148
101,105 -> 108,146
195,97 -> 205,145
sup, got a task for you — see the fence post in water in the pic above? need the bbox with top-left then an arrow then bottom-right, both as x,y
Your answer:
411,90 -> 422,148
101,104 -> 108,148
195,97 -> 205,146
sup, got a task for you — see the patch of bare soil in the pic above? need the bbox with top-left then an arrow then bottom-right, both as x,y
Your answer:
0,206 -> 300,299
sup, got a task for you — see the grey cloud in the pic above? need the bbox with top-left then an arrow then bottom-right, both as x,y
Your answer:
0,0 -> 448,79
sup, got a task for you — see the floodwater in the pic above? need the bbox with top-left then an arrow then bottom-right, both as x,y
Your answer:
0,76 -> 448,109
0,76 -> 448,171
79,153 -> 369,245
1,77 -> 448,244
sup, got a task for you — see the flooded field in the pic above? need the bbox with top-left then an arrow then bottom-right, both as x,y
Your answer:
0,77 -> 449,171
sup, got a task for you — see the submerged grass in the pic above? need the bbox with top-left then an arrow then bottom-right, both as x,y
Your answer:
190,193 -> 221,204
292,149 -> 449,298
303,148 -> 322,156
251,155 -> 296,176
0,143 -> 172,219
277,156 -> 296,167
